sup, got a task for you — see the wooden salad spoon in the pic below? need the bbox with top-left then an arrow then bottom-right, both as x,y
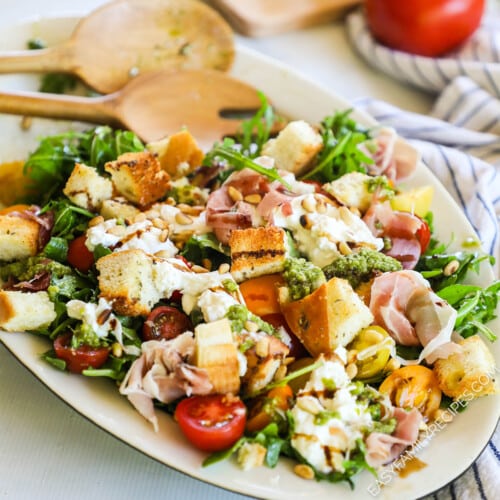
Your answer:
0,0 -> 234,94
0,69 -> 264,149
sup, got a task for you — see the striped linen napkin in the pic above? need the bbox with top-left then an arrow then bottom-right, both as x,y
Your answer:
345,8 -> 500,500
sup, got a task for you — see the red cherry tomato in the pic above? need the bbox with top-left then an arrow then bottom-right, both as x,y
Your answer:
67,235 -> 94,272
142,305 -> 192,341
366,0 -> 485,57
262,313 -> 308,360
54,333 -> 110,374
174,394 -> 247,452
416,219 -> 431,254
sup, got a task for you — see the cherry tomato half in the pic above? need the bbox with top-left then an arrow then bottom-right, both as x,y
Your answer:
174,394 -> 247,452
142,305 -> 192,341
67,235 -> 94,272
366,0 -> 485,57
379,365 -> 442,421
416,218 -> 431,254
54,333 -> 110,374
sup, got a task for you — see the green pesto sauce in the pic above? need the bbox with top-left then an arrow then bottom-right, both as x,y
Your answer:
225,304 -> 275,336
283,257 -> 326,301
323,247 -> 402,289
0,256 -> 72,282
167,184 -> 206,205
72,322 -> 103,348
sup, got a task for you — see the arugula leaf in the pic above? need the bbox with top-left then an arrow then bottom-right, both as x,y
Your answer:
416,251 -> 492,291
300,110 -> 373,183
23,127 -> 144,205
438,281 -> 500,341
180,233 -> 230,268
235,92 -> 280,157
203,138 -> 292,190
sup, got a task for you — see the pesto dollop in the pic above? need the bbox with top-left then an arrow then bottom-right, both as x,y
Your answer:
282,257 -> 326,301
0,256 -> 72,282
323,248 -> 402,289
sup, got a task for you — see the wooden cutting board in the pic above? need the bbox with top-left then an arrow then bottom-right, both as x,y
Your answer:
208,0 -> 362,37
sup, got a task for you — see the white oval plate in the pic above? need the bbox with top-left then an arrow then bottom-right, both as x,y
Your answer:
0,15 -> 499,500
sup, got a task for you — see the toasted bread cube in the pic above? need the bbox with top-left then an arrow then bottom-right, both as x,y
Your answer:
280,277 -> 373,357
100,197 -> 140,221
63,163 -> 113,211
0,215 -> 40,262
323,172 -> 373,213
96,249 -> 161,316
0,290 -> 56,331
104,151 -> 171,207
194,318 -> 240,394
230,226 -> 288,282
261,120 -> 322,176
147,129 -> 204,180
434,335 -> 498,400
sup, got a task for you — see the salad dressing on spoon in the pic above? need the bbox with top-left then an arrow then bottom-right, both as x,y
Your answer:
0,0 -> 235,93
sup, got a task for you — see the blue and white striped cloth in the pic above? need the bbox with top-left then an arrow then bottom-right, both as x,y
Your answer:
346,9 -> 500,500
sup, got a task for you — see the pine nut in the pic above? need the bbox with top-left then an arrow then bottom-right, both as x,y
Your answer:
175,212 -> 193,225
338,241 -> 352,255
273,364 -> 287,382
245,321 -> 259,333
294,464 -> 314,480
255,336 -> 270,357
88,216 -> 104,227
244,193 -> 262,204
192,264 -> 209,273
228,185 -> 243,202
301,196 -> 316,213
152,217 -> 167,229
346,362 -> 358,379
443,259 -> 460,276
299,214 -> 313,229
20,115 -> 33,130
218,263 -> 230,274
111,342 -> 123,358
159,229 -> 169,242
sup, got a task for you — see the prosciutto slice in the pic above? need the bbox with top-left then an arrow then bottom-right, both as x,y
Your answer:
362,127 -> 419,182
369,270 -> 459,364
365,407 -> 422,468
119,332 -> 212,431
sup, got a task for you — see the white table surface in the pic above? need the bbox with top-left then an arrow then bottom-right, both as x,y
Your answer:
0,1 -> 490,499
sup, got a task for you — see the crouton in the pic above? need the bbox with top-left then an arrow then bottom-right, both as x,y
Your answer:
147,129 -> 204,180
322,172 -> 374,213
63,163 -> 113,212
104,151 -> 171,207
229,226 -> 288,282
0,215 -> 40,262
100,197 -> 140,221
280,277 -> 374,357
96,249 -> 161,316
0,290 -> 56,332
193,318 -> 240,394
261,120 -> 322,176
433,335 -> 498,400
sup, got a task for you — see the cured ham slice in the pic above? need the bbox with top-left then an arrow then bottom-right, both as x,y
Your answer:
370,270 -> 458,364
119,332 -> 212,431
365,407 -> 422,468
362,128 -> 419,182
363,201 -> 424,269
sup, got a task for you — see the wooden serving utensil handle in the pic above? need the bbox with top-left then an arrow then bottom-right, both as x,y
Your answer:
0,44 -> 76,74
0,90 -> 117,126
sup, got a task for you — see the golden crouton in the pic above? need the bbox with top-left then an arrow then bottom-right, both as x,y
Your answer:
322,172 -> 374,213
280,277 -> 374,357
0,290 -> 56,332
100,197 -> 140,221
193,318 -> 240,394
96,249 -> 161,316
261,120 -> 322,176
104,151 -> 171,208
63,163 -> 113,212
433,335 -> 498,400
0,214 -> 40,262
229,226 -> 288,282
147,129 -> 204,180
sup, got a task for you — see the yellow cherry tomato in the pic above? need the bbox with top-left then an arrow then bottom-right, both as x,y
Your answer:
379,365 -> 442,421
349,326 -> 393,381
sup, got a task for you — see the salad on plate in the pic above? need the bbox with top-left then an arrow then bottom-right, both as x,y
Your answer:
0,99 -> 498,489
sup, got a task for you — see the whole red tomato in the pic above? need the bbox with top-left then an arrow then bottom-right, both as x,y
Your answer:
365,0 -> 485,57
